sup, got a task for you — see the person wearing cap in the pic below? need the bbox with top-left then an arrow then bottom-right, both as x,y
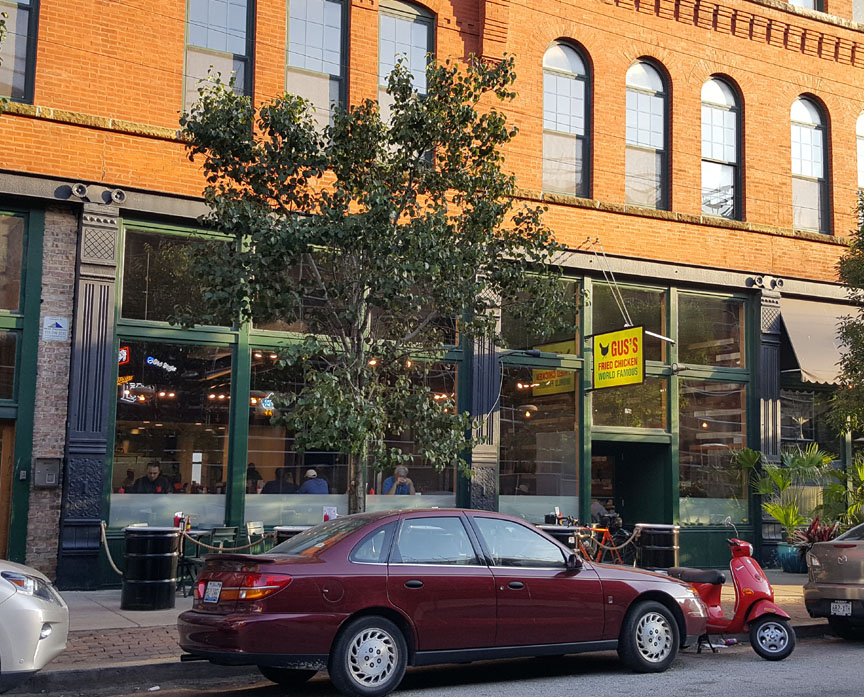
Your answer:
382,465 -> 415,495
298,468 -> 329,494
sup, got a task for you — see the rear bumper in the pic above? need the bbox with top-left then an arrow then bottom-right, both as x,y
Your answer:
804,589 -> 864,622
178,609 -> 347,658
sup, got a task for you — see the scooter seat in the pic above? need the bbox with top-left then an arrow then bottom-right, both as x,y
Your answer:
667,567 -> 726,585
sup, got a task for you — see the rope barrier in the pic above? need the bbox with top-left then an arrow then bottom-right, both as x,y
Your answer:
180,530 -> 276,552
591,527 -> 641,553
100,521 -> 125,578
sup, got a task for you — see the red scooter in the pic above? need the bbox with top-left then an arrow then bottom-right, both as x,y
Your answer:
669,517 -> 795,660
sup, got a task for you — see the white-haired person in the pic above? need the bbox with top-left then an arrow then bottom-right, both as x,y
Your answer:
382,465 -> 416,495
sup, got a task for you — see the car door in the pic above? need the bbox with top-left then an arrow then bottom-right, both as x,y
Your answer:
387,513 -> 497,651
469,515 -> 605,647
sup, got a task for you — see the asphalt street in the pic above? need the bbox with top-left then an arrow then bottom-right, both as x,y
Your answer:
23,635 -> 863,697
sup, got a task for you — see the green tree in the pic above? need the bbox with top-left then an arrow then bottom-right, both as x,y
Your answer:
179,57 -> 571,513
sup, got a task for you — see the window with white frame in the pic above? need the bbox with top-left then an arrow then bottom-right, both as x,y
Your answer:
287,0 -> 346,130
542,42 -> 589,197
857,113 -> 864,191
184,0 -> 252,110
791,97 -> 827,233
701,78 -> 740,219
625,61 -> 667,209
0,0 -> 38,101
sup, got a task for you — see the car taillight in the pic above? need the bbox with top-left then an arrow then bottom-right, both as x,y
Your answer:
220,573 -> 293,601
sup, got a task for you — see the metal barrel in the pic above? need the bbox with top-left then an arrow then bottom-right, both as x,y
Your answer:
634,523 -> 680,570
120,526 -> 180,610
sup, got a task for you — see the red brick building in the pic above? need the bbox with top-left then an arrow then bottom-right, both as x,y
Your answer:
0,0 -> 859,585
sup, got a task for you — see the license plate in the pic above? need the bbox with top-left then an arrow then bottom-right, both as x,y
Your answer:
203,581 -> 222,603
830,600 -> 852,616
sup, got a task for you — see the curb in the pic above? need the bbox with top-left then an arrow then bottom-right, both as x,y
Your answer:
10,661 -> 259,694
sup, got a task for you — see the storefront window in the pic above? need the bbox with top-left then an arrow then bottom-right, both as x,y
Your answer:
122,230 -> 222,324
500,281 -> 581,354
366,363 -> 458,511
780,389 -> 841,457
0,215 -> 24,312
679,295 -> 745,369
592,376 -> 667,429
110,340 -> 232,528
593,284 -> 667,362
679,380 -> 748,524
0,332 -> 16,400
499,365 -> 579,522
243,350 -> 349,525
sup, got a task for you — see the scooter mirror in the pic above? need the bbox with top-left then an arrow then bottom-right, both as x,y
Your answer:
723,516 -> 732,527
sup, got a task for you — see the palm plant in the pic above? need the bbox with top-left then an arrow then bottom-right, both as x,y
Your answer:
819,455 -> 864,529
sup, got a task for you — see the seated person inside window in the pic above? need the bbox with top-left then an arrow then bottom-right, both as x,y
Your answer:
298,468 -> 329,494
383,465 -> 416,495
129,463 -> 173,494
261,467 -> 298,494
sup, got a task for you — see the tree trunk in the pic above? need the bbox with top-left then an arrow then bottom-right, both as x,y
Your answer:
347,451 -> 366,514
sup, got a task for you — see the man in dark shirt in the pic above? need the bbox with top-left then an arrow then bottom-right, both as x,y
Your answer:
129,463 -> 173,494
261,468 -> 298,494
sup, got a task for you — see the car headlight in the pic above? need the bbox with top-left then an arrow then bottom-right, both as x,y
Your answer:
1,571 -> 64,605
806,552 -> 821,568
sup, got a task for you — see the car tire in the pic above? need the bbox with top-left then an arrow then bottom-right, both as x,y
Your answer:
617,600 -> 679,673
828,617 -> 861,641
749,615 -> 795,660
329,616 -> 408,697
258,665 -> 318,687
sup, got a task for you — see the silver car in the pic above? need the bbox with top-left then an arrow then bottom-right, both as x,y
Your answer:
805,522 -> 864,638
0,560 -> 69,692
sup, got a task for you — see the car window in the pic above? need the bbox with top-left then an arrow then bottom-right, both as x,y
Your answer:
392,517 -> 480,565
270,517 -> 371,557
837,522 -> 864,541
350,522 -> 396,563
473,517 -> 567,568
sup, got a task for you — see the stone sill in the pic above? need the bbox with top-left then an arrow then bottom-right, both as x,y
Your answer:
519,189 -> 849,247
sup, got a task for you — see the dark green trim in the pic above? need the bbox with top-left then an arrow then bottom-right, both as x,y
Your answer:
226,328 -> 250,527
578,277 -> 593,524
8,209 -> 43,562
101,333 -> 121,523
455,331 -> 472,509
591,429 -> 672,444
668,288 -> 680,524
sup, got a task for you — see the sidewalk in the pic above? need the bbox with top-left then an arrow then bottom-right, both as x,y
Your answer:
12,569 -> 826,694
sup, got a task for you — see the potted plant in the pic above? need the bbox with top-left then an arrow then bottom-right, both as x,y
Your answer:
761,500 -> 809,573
791,517 -> 839,565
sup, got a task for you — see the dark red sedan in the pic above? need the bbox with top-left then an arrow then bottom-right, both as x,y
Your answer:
178,509 -> 707,696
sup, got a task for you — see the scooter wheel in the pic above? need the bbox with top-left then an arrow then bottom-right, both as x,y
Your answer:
749,615 -> 795,660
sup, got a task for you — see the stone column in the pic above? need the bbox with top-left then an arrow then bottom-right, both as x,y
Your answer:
57,203 -> 119,589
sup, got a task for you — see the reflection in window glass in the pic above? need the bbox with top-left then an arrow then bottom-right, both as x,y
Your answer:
366,363 -> 457,511
592,377 -> 666,429
474,517 -> 565,567
349,522 -> 396,563
287,0 -> 344,128
0,214 -> 24,311
678,295 -> 745,368
679,380 -> 747,524
592,284 -> 667,362
394,517 -> 478,565
0,331 -> 16,399
185,0 -> 250,110
500,281 -> 580,354
499,366 -> 579,523
111,341 -> 232,527
791,97 -> 826,233
542,43 -> 588,196
122,230 -> 226,324
857,113 -> 864,189
701,78 -> 738,219
0,0 -> 36,100
626,61 -> 666,209
379,2 -> 432,93
244,350 -> 349,525
780,389 -> 840,457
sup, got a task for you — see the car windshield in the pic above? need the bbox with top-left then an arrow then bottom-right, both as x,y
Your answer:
836,522 -> 864,541
269,517 -> 372,557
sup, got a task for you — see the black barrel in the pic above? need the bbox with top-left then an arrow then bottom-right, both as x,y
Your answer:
273,526 -> 310,545
536,525 -> 578,550
634,523 -> 680,570
121,527 -> 180,610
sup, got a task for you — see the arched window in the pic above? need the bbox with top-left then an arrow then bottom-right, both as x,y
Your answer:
856,113 -> 864,191
701,78 -> 740,219
379,0 -> 434,108
542,42 -> 589,197
791,97 -> 828,233
286,0 -> 348,129
626,61 -> 668,209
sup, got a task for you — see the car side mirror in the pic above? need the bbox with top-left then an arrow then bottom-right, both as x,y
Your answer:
566,553 -> 583,571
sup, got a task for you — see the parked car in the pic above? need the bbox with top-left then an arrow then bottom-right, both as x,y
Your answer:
0,560 -> 69,693
179,509 -> 707,697
805,521 -> 864,638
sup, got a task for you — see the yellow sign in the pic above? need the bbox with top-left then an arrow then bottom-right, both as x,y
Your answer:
531,340 -> 576,396
592,326 -> 644,390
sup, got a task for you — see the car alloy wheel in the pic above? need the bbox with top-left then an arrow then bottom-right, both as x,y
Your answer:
330,616 -> 408,697
618,600 -> 679,673
749,616 -> 795,660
